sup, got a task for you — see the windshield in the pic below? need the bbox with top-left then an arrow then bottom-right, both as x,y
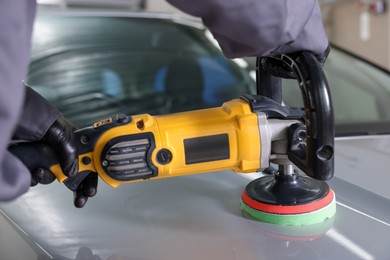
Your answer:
27,16 -> 255,127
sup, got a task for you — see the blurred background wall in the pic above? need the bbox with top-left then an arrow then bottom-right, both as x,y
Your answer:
146,0 -> 179,13
320,0 -> 389,69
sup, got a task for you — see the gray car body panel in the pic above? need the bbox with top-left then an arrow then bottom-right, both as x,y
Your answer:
1,135 -> 390,259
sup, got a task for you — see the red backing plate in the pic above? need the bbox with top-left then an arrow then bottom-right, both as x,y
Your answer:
241,188 -> 334,215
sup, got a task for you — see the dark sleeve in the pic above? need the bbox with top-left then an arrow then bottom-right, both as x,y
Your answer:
0,152 -> 31,201
167,0 -> 328,58
0,0 -> 37,201
13,86 -> 60,142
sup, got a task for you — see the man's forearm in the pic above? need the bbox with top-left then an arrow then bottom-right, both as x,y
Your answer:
167,0 -> 328,58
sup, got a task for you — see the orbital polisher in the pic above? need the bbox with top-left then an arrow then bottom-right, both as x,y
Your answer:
10,52 -> 336,226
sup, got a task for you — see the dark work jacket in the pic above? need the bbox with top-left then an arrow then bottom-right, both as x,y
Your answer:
0,0 -> 328,201
0,1 -> 59,201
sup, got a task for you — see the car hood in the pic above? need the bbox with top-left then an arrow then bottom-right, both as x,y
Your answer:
1,135 -> 390,259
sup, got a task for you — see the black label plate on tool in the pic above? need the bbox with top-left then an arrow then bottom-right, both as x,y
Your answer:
184,134 -> 230,164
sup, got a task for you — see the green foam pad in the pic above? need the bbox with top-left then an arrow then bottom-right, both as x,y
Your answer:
243,214 -> 335,240
240,196 -> 336,226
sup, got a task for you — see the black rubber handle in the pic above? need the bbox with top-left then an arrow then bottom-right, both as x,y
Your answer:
256,58 -> 282,103
259,52 -> 334,181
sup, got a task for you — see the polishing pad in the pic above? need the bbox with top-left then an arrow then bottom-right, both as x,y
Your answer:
241,175 -> 336,226
241,211 -> 335,241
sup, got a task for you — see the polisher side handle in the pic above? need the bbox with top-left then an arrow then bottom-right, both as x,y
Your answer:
259,52 -> 334,181
286,52 -> 334,180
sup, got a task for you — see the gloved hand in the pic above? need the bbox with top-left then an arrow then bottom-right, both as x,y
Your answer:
15,115 -> 98,208
30,116 -> 78,186
73,173 -> 98,208
13,87 -> 98,208
37,117 -> 98,208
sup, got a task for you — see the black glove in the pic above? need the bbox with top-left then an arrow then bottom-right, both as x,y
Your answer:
31,117 -> 98,208
73,173 -> 98,208
13,87 -> 78,184
26,116 -> 98,208
13,87 -> 98,208
40,117 -> 98,208
30,116 -> 78,186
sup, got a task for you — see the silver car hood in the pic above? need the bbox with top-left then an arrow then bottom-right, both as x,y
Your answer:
1,135 -> 390,259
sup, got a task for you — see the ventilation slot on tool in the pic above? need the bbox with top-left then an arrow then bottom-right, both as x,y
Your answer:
102,135 -> 157,181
